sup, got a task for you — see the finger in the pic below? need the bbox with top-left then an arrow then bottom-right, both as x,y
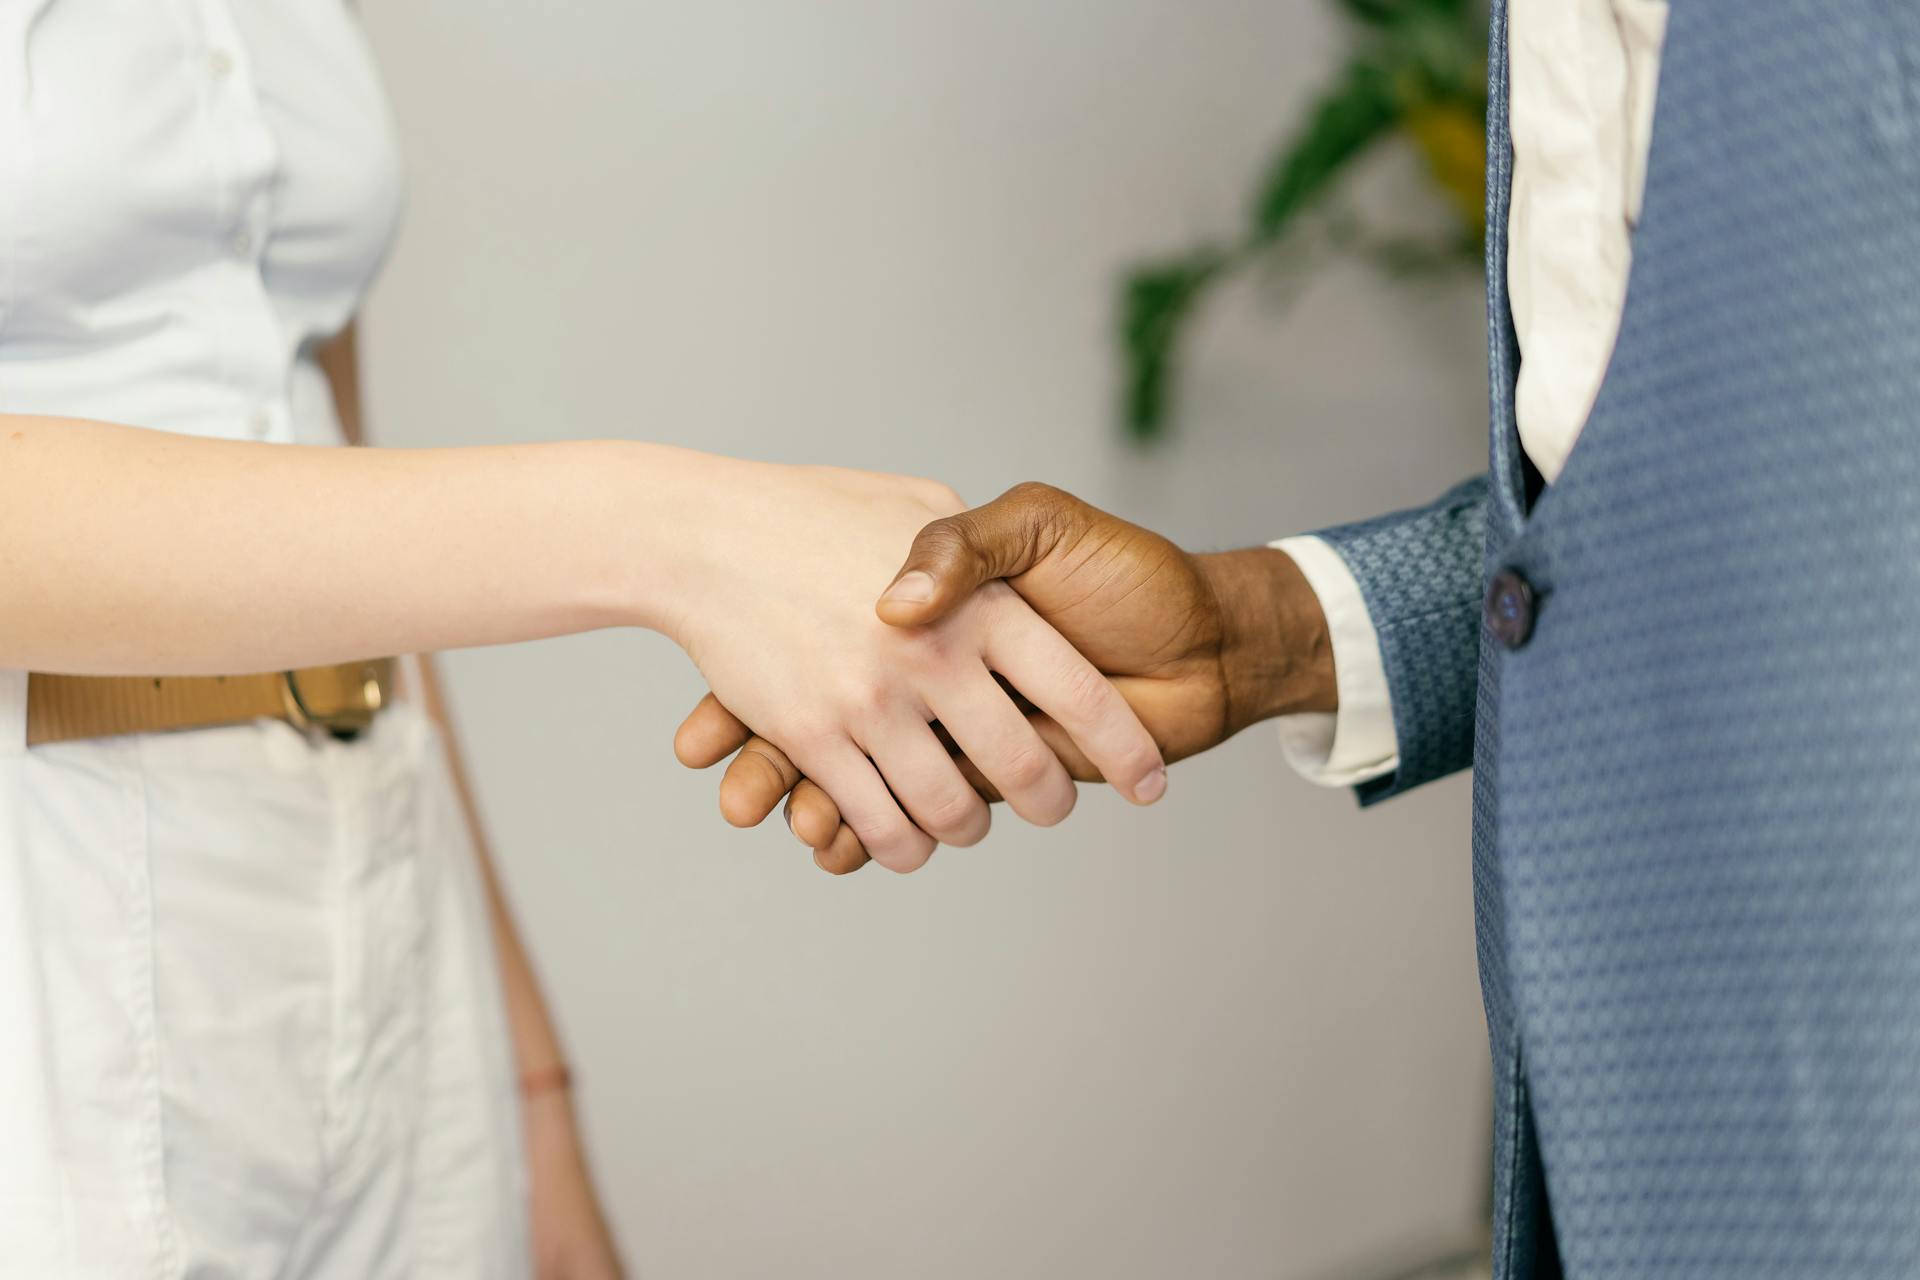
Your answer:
857,716 -> 992,847
804,745 -> 938,873
945,713 -> 1099,789
985,611 -> 1167,805
875,482 -> 1083,628
718,736 -> 801,828
812,822 -> 873,876
926,671 -> 1078,827
936,711 -> 1094,791
674,692 -> 754,769
1023,711 -> 1104,781
784,778 -> 843,849
780,778 -> 874,875
929,720 -> 1007,802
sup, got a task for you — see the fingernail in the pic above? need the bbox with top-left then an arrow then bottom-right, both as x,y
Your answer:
1134,767 -> 1167,805
881,570 -> 935,605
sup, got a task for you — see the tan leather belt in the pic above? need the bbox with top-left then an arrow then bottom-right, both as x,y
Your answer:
26,658 -> 395,747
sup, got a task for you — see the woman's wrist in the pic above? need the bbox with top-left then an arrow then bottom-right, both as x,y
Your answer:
590,441 -> 766,642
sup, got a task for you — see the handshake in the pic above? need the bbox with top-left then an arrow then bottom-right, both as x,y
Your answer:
668,473 -> 1337,875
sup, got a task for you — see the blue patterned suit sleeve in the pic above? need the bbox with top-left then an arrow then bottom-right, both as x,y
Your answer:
1310,475 -> 1487,806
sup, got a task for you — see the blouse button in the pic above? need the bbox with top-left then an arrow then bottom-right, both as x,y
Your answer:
229,230 -> 254,258
247,410 -> 272,439
208,50 -> 234,80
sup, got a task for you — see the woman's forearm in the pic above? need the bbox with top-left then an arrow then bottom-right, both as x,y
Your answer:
0,414 -> 721,674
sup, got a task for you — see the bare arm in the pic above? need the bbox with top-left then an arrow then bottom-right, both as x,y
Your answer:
0,412 -> 709,675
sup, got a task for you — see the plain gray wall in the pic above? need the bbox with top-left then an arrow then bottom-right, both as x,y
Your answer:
359,3 -> 1492,1276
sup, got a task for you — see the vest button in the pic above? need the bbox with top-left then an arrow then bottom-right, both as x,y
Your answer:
1485,570 -> 1535,650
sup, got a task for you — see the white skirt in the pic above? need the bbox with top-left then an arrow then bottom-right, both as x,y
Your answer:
0,701 -> 529,1278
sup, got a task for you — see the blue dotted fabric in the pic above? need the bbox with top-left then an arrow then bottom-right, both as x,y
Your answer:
1316,476 -> 1488,805
1313,2 -> 1920,1274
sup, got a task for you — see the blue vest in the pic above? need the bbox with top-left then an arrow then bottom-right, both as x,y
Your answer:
1312,3 -> 1920,1274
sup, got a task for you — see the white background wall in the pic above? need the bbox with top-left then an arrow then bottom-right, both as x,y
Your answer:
359,3 -> 1492,1276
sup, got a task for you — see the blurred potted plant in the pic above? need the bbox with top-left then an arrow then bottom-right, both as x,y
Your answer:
1120,5 -> 1499,1272
1121,0 -> 1489,440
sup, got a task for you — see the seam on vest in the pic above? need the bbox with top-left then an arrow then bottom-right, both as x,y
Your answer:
1498,1041 -> 1526,1280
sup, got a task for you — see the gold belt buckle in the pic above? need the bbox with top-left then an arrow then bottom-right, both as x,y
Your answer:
281,659 -> 393,738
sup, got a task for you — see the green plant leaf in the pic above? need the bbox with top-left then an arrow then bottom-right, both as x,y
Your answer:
1249,57 -> 1402,246
1118,56 -> 1403,441
1119,250 -> 1226,440
1114,0 -> 1490,443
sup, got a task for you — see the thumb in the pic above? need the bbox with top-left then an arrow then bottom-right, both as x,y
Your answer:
875,482 -> 1074,627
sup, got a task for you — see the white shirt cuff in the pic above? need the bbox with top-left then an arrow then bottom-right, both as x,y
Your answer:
1269,536 -> 1399,788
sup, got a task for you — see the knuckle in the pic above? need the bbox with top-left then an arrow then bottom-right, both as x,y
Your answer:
959,581 -> 1020,634
791,805 -> 836,848
944,810 -> 990,848
1024,781 -> 1077,828
793,778 -> 836,816
921,788 -> 983,841
1002,480 -> 1062,506
741,741 -> 794,784
839,678 -> 894,722
1057,658 -> 1115,718
880,843 -> 935,874
900,625 -> 954,666
914,518 -> 973,563
846,810 -> 916,866
869,812 -> 934,868
999,740 -> 1057,792
781,714 -> 836,751
817,846 -> 866,875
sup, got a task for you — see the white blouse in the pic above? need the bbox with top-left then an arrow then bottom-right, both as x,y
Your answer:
0,0 -> 400,442
0,0 -> 402,747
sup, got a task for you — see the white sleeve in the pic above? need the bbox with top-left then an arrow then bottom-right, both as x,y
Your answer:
1269,535 -> 1400,788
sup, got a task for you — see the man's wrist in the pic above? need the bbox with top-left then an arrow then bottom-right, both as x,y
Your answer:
1196,546 -> 1336,736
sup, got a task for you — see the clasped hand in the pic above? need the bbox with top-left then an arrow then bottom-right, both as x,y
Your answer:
675,480 -> 1335,874
668,466 -> 1171,873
